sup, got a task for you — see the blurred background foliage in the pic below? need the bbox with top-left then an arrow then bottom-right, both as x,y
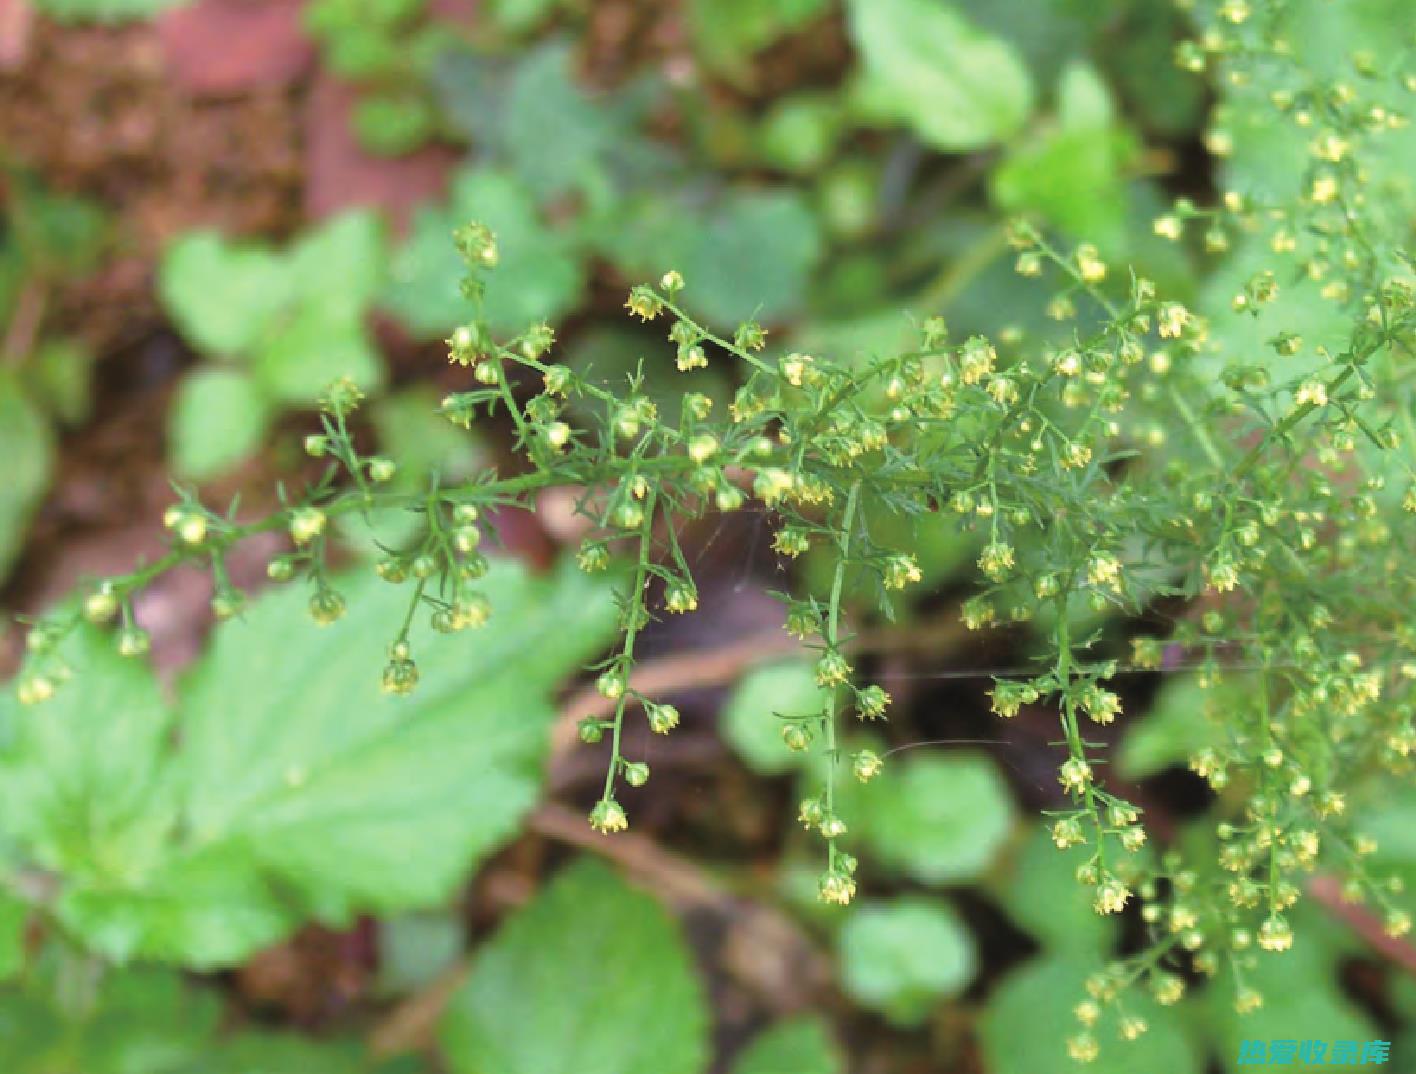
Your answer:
0,0 -> 1413,1071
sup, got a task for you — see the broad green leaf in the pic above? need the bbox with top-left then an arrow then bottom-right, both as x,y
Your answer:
837,899 -> 976,1026
159,233 -> 290,357
689,0 -> 829,76
487,0 -> 564,34
720,660 -> 828,775
1204,938 -> 1376,1073
564,326 -> 733,428
253,303 -> 384,405
856,751 -> 1014,885
384,168 -> 584,339
991,63 -> 1135,250
31,0 -> 180,21
0,893 -> 25,982
676,190 -> 822,329
9,176 -> 109,280
757,92 -> 843,174
731,1017 -> 843,1074
23,338 -> 93,427
187,1034 -> 370,1074
379,912 -> 464,996
0,965 -> 401,1074
371,388 -> 487,489
1118,673 -> 1238,781
169,367 -> 273,481
289,211 -> 387,313
981,954 -> 1201,1074
0,967 -> 220,1074
0,628 -> 176,885
0,374 -> 53,579
440,858 -> 708,1074
846,0 -> 1033,152
995,822 -> 1153,955
2,558 -> 618,966
503,44 -> 613,203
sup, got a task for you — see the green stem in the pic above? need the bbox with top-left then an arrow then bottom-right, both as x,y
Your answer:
602,486 -> 658,802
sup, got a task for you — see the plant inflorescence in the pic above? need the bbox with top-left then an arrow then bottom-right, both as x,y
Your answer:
10,0 -> 1416,1061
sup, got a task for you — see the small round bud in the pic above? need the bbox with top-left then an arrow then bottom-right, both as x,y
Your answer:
268,556 -> 298,582
782,724 -> 811,751
367,457 -> 397,483
289,507 -> 327,546
116,626 -> 151,658
83,585 -> 119,625
309,589 -> 347,626
579,719 -> 605,744
623,761 -> 650,787
304,434 -> 329,458
452,525 -> 482,555
596,669 -> 626,700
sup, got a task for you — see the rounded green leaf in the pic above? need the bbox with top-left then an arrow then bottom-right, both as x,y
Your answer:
731,1016 -> 843,1074
837,898 -> 976,1026
846,0 -> 1034,152
981,955 -> 1201,1074
721,660 -> 829,775
440,858 -> 708,1074
169,367 -> 272,481
857,751 -> 1014,885
158,233 -> 290,357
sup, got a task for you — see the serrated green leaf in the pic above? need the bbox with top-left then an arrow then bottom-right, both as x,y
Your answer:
253,303 -> 384,405
0,373 -> 53,580
856,751 -> 1014,885
169,367 -> 273,481
720,660 -> 829,775
731,1016 -> 843,1074
383,168 -> 584,339
837,899 -> 976,1026
1,558 -> 618,966
981,954 -> 1202,1074
0,627 -> 176,885
846,0 -> 1033,152
503,44 -> 612,203
159,233 -> 291,358
440,858 -> 708,1074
